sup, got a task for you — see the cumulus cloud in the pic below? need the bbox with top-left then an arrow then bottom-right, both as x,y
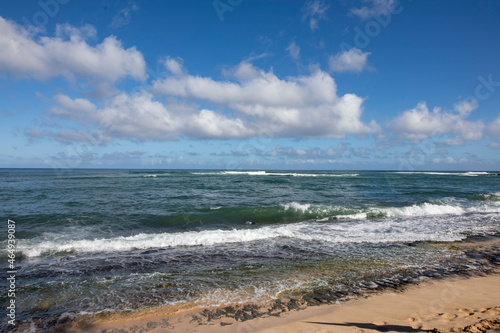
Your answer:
388,101 -> 485,144
302,0 -> 328,31
453,99 -> 478,116
152,61 -> 380,139
43,92 -> 253,142
351,0 -> 397,20
329,48 -> 370,72
38,61 -> 380,144
0,17 -> 146,82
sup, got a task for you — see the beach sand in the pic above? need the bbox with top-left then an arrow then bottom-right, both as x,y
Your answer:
67,272 -> 500,333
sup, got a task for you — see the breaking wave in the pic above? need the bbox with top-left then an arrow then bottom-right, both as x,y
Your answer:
18,198 -> 500,257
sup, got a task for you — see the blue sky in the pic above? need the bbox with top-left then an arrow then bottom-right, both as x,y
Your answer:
1,0 -> 499,170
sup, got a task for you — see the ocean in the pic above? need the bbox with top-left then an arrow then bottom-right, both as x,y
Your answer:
1,169 -> 500,330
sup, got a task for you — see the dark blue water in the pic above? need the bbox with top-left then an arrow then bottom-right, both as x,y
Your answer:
1,169 -> 500,328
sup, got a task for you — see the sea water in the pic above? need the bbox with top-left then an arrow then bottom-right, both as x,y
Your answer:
1,169 -> 499,328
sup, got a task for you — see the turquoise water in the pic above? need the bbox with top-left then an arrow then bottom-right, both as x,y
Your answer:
1,169 -> 500,327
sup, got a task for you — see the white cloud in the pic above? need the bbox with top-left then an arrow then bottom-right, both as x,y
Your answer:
184,109 -> 253,139
329,48 -> 370,72
351,0 -> 396,20
302,0 -> 328,31
48,94 -> 98,121
453,99 -> 478,116
152,61 -> 381,139
388,101 -> 485,144
164,57 -> 184,76
222,61 -> 263,81
0,17 -> 146,82
286,42 -> 300,60
39,61 -> 381,144
45,92 -> 253,141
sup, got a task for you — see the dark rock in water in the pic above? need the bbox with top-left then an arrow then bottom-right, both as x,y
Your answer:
303,295 -> 322,306
465,249 -> 500,264
482,173 -> 500,177
242,304 -> 259,313
222,306 -> 236,315
234,309 -> 254,321
270,300 -> 287,311
285,298 -> 302,311
213,308 -> 226,318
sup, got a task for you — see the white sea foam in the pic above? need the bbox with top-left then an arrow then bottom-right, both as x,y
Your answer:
18,197 -> 500,258
223,171 -> 267,175
461,171 -> 491,176
282,200 -> 500,219
336,212 -> 369,220
282,202 -> 312,213
19,208 -> 500,257
198,276 -> 321,306
383,203 -> 465,217
192,171 -> 358,177
395,171 -> 490,176
268,172 -> 359,177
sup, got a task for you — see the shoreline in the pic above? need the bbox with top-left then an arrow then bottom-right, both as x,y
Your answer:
66,273 -> 500,333
58,238 -> 500,333
67,272 -> 500,333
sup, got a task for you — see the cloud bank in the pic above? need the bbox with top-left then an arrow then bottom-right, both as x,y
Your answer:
39,60 -> 380,143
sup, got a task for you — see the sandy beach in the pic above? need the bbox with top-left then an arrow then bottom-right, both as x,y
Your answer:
66,270 -> 500,333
